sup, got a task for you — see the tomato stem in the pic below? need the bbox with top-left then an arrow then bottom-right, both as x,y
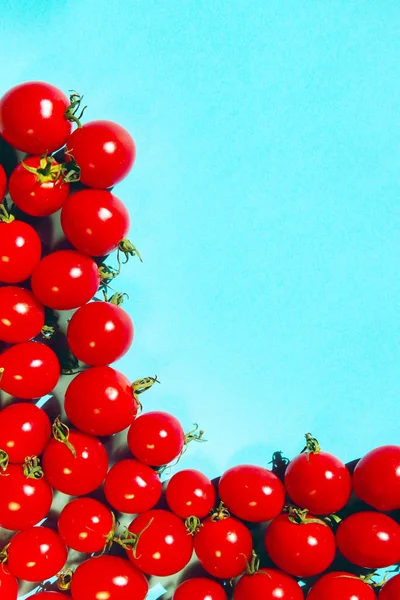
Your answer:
185,516 -> 202,535
23,456 -> 44,480
41,324 -> 56,340
52,417 -> 77,457
301,432 -> 321,457
0,543 -> 9,563
57,568 -> 74,591
102,289 -> 129,305
210,501 -> 231,522
0,449 -> 9,473
287,506 -> 328,527
132,375 -> 160,412
113,517 -> 154,558
156,423 -> 206,476
118,239 -> 143,264
64,91 -> 87,128
0,201 -> 15,223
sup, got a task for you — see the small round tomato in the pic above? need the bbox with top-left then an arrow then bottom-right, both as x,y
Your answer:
31,250 -> 100,310
127,411 -> 184,467
0,286 -> 44,343
66,120 -> 136,189
0,82 -> 72,154
61,189 -> 130,256
0,565 -> 18,600
0,403 -> 51,462
58,497 -> 114,553
336,511 -> 400,568
7,526 -> 67,582
353,445 -> 400,511
234,568 -> 304,600
104,458 -> 162,514
166,469 -> 216,519
0,341 -> 60,399
173,578 -> 228,600
127,509 -> 193,576
67,301 -> 134,366
0,219 -> 41,283
219,464 -> 285,522
307,571 -> 376,600
64,366 -> 137,436
380,574 -> 400,600
0,164 -> 6,199
29,594 -> 67,599
70,556 -> 148,600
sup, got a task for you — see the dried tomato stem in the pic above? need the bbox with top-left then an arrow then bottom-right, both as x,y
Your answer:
0,201 -> 14,223
113,517 -> 154,559
210,501 -> 230,522
23,456 -> 44,480
57,568 -> 74,591
118,239 -> 143,264
132,375 -> 160,412
301,432 -> 321,456
0,544 -> 9,564
102,290 -> 129,305
52,417 -> 76,457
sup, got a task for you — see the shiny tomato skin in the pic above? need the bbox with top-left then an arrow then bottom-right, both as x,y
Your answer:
0,220 -> 41,283
0,164 -> 6,200
42,430 -> 108,496
380,574 -> 400,599
353,445 -> 400,511
29,594 -> 67,599
0,565 -> 18,600
219,464 -> 285,522
336,511 -> 400,568
31,250 -> 100,310
0,341 -> 60,399
194,516 -> 253,579
104,458 -> 162,514
0,403 -> 51,462
127,411 -> 185,467
67,301 -> 134,366
58,497 -> 114,553
234,568 -> 304,600
127,509 -> 193,577
64,366 -> 137,436
0,286 -> 44,343
70,555 -> 148,600
61,189 -> 130,256
7,526 -> 67,582
307,571 -> 377,600
173,578 -> 228,600
166,469 -> 217,519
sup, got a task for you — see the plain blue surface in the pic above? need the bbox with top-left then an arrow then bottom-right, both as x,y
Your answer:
1,1 -> 400,481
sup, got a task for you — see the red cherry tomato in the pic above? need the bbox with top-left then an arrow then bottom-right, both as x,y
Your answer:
307,571 -> 376,600
7,526 -> 67,582
104,458 -> 162,514
64,366 -> 137,436
31,250 -> 100,310
336,511 -> 400,568
219,464 -> 285,522
353,445 -> 400,511
0,219 -> 41,283
61,189 -> 130,256
234,568 -> 304,600
42,429 -> 108,495
0,565 -> 18,600
66,120 -> 136,189
380,574 -> 400,600
67,301 -> 134,366
0,82 -> 72,154
29,594 -> 67,599
166,469 -> 216,519
0,403 -> 51,462
58,497 -> 114,553
127,509 -> 193,576
70,555 -> 148,600
0,286 -> 44,343
0,164 -> 6,200
173,578 -> 228,600
0,341 -> 60,399
127,411 -> 185,467
264,513 -> 336,577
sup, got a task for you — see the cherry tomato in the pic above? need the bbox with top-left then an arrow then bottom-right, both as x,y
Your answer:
0,286 -> 44,343
0,82 -> 72,154
7,526 -> 67,582
58,497 -> 114,553
66,120 -> 136,189
66,301 -> 134,366
219,464 -> 285,522
166,469 -> 216,519
0,341 -> 60,399
336,511 -> 400,568
70,555 -> 148,600
104,458 -> 162,514
64,366 -> 137,436
264,513 -> 336,577
61,189 -> 130,256
0,164 -> 6,199
353,445 -> 400,511
29,594 -> 67,599
380,574 -> 400,600
0,219 -> 41,283
0,565 -> 18,600
127,509 -> 193,576
0,403 -> 51,462
234,568 -> 304,600
127,411 -> 184,467
307,571 -> 376,600
42,429 -> 108,495
173,578 -> 228,600
31,250 -> 100,310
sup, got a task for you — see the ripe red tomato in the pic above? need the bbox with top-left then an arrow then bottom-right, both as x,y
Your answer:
42,429 -> 108,495
0,565 -> 18,600
380,574 -> 400,600
29,594 -> 66,599
336,511 -> 400,568
264,513 -> 336,577
166,469 -> 216,519
0,402 -> 51,462
104,458 -> 162,514
61,189 -> 130,256
173,578 -> 228,600
0,219 -> 41,283
0,341 -> 60,399
219,464 -> 285,522
31,250 -> 100,310
0,164 -> 6,200
127,411 -> 185,467
64,366 -> 137,436
70,555 -> 148,600
66,120 -> 136,189
0,82 -> 72,154
306,571 -> 376,600
0,286 -> 44,343
234,568 -> 304,600
353,445 -> 400,511
127,509 -> 193,576
7,526 -> 67,582
66,301 -> 134,366
58,497 -> 114,553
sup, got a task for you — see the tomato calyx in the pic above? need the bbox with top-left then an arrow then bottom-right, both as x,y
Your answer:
118,239 -> 143,264
102,289 -> 129,306
113,517 -> 154,558
156,423 -> 206,476
0,543 -> 9,564
98,263 -> 120,288
286,506 -> 328,527
185,515 -> 203,535
57,567 -> 74,591
132,375 -> 160,412
23,455 -> 44,480
210,501 -> 231,522
301,432 -> 321,457
21,154 -> 64,184
0,449 -> 9,473
41,324 -> 56,340
0,200 -> 15,223
64,91 -> 87,128
52,417 -> 77,457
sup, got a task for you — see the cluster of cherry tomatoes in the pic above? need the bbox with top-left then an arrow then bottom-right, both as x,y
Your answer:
0,81 -> 399,600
